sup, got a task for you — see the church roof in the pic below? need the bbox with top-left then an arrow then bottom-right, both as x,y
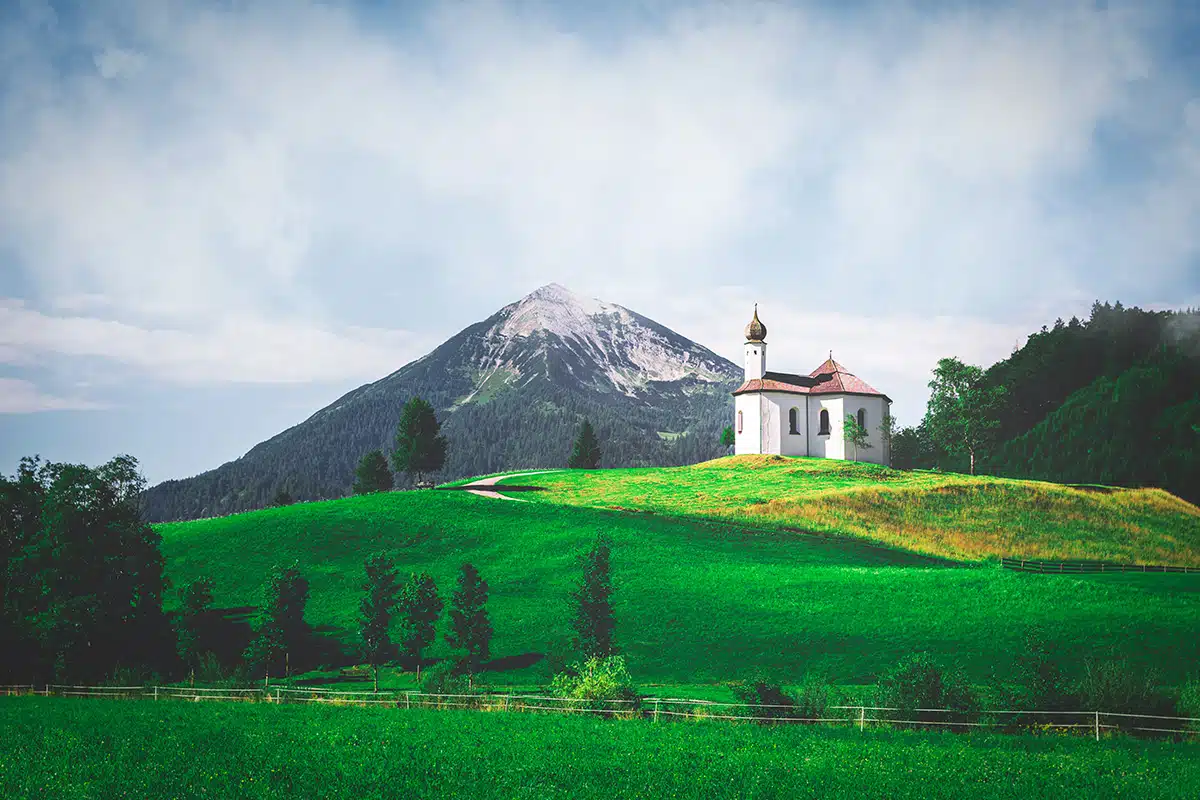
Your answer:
808,358 -> 891,401
732,359 -> 891,401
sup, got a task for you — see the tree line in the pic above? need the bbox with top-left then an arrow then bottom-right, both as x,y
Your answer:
0,449 -> 617,688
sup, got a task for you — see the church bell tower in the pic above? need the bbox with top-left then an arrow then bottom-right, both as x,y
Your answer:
744,304 -> 767,380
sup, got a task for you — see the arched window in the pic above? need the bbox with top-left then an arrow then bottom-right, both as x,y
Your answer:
857,408 -> 866,430
789,407 -> 799,435
818,409 -> 830,436
737,410 -> 743,434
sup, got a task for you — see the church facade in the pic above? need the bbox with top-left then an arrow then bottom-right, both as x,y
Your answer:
733,307 -> 892,465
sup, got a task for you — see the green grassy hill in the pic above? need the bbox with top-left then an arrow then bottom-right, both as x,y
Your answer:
505,456 -> 1200,566
158,460 -> 1200,689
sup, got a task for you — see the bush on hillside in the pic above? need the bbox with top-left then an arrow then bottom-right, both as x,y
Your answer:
1005,629 -> 1078,727
550,655 -> 639,715
1179,679 -> 1200,733
1076,658 -> 1174,721
419,660 -> 473,698
729,674 -> 838,724
874,653 -> 979,729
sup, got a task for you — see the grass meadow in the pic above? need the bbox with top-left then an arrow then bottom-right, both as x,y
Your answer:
157,477 -> 1200,688
3,697 -> 1198,799
504,456 -> 1200,565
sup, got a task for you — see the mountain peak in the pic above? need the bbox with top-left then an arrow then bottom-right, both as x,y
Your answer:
498,283 -> 615,342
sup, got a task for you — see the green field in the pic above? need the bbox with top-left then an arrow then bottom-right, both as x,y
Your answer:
158,468 -> 1200,688
502,457 -> 1200,565
3,698 -> 1197,799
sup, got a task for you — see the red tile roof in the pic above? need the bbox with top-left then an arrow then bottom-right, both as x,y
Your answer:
732,378 -> 812,396
733,359 -> 890,401
807,358 -> 890,400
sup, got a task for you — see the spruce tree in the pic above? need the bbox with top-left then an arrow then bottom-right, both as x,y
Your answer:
244,565 -> 309,679
570,534 -> 616,658
396,572 -> 443,669
353,450 -> 394,495
358,553 -> 402,691
175,576 -> 215,670
568,419 -> 602,469
392,398 -> 448,484
447,563 -> 493,671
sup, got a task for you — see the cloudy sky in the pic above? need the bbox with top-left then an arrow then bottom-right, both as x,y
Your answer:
1,0 -> 1197,484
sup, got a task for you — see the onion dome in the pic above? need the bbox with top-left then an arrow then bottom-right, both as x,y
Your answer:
744,304 -> 767,342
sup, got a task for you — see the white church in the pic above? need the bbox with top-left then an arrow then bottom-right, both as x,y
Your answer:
733,306 -> 892,465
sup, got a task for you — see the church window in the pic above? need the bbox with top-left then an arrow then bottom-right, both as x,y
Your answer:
857,409 -> 866,429
789,407 -> 800,435
737,410 -> 743,434
818,409 -> 830,436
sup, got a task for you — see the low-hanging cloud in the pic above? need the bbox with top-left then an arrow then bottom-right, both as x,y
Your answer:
0,0 -> 1196,409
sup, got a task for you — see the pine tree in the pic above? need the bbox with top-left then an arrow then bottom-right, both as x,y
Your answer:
358,553 -> 402,691
392,398 -> 448,484
396,572 -> 443,669
570,534 -> 616,658
447,563 -> 493,671
175,577 -> 215,669
568,419 -> 602,469
244,565 -> 309,679
720,425 -> 735,452
353,450 -> 394,495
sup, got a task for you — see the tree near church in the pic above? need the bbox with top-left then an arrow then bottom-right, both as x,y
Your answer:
244,565 -> 310,679
924,357 -> 1007,475
720,425 -> 735,452
392,397 -> 448,485
447,563 -> 493,672
571,534 -> 617,659
568,419 -> 602,469
878,412 -> 898,466
396,572 -> 443,669
843,414 -> 872,462
353,450 -> 394,495
358,553 -> 402,692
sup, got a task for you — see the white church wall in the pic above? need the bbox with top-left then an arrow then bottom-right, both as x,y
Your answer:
734,393 -> 763,454
808,396 -> 845,460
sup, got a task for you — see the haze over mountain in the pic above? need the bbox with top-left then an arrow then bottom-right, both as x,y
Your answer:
142,284 -> 740,521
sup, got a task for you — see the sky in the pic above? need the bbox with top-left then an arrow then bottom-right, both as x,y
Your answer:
1,0 -> 1198,485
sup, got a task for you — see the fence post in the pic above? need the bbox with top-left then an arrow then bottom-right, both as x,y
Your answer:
1094,711 -> 1100,741
654,699 -> 660,723
154,686 -> 158,702
406,692 -> 411,710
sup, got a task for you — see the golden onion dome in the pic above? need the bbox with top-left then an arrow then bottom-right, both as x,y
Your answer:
744,304 -> 767,342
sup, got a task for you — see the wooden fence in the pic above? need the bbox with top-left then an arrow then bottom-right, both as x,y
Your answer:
4,684 -> 1198,741
1001,558 -> 1200,575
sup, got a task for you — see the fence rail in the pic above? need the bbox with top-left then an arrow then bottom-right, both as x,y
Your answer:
3,684 -> 1197,740
1001,557 -> 1200,574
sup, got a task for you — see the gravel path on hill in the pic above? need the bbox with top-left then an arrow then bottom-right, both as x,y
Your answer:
461,471 -> 560,502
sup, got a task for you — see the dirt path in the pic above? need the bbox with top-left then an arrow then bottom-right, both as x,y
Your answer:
461,470 -> 560,502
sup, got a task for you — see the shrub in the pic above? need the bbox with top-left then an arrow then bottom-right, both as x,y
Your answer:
1076,658 -> 1174,722
550,655 -> 639,715
874,653 -> 978,729
729,677 -> 795,723
1179,679 -> 1200,733
793,675 -> 838,723
419,660 -> 472,697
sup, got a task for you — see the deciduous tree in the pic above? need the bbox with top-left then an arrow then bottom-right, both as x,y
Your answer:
720,426 -> 735,452
843,414 -> 872,462
244,565 -> 310,679
924,357 -> 1007,475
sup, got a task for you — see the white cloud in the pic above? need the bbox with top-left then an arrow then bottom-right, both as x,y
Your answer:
0,378 -> 105,413
0,302 -> 435,384
0,0 -> 1195,404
